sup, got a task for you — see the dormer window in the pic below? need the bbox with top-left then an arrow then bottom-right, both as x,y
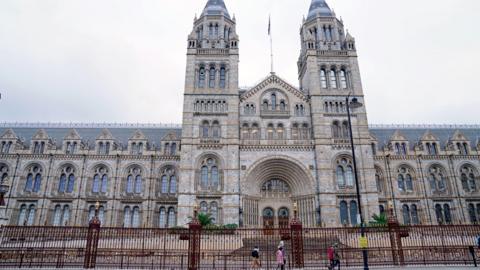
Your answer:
0,141 -> 12,154
130,142 -> 143,155
425,142 -> 438,155
394,142 -> 407,155
33,141 -> 45,154
457,142 -> 469,155
65,141 -> 77,155
97,142 -> 110,155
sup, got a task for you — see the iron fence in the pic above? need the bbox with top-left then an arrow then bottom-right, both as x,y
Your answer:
1,225 -> 480,269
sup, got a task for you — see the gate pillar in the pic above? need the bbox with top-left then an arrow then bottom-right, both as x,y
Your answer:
290,202 -> 304,268
84,202 -> 101,269
387,201 -> 407,266
188,206 -> 202,270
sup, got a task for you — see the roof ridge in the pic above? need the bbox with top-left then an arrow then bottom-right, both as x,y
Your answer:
0,122 -> 182,129
369,124 -> 480,129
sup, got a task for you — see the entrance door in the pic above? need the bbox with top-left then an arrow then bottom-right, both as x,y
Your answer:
263,208 -> 275,234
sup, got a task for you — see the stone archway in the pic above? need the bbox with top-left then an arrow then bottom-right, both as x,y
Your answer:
242,156 -> 316,227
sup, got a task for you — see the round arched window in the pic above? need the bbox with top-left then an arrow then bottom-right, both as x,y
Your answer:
261,179 -> 290,193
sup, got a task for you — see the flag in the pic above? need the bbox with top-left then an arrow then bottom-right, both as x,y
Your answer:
268,15 -> 271,35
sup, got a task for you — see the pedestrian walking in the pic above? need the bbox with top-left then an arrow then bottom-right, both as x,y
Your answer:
327,243 -> 340,270
279,240 -> 287,266
251,246 -> 261,268
276,246 -> 285,270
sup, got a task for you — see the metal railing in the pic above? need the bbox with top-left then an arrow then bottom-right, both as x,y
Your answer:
1,224 -> 480,269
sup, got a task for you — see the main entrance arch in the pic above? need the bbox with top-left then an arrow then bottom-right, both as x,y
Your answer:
242,156 -> 317,227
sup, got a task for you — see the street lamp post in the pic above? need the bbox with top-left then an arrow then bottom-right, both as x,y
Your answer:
346,94 -> 369,270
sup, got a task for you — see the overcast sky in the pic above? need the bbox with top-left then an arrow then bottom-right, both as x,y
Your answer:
0,0 -> 479,125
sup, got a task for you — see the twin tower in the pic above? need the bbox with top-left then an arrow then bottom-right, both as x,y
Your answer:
177,0 -> 376,228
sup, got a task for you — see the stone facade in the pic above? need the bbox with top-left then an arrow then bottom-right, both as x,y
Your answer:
1,0 -> 479,228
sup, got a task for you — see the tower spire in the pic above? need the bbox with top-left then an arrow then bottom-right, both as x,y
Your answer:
202,0 -> 230,19
307,0 -> 333,20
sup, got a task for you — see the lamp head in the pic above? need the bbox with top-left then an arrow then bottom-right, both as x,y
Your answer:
350,97 -> 363,109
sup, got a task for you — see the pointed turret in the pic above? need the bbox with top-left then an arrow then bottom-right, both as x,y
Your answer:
307,0 -> 333,20
202,0 -> 230,19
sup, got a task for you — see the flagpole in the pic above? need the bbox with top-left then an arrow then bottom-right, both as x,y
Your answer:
269,15 -> 274,74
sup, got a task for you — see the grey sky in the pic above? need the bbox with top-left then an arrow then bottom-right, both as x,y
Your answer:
0,0 -> 479,125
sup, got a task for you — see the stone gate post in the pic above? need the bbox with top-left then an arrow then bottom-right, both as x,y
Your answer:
290,202 -> 304,268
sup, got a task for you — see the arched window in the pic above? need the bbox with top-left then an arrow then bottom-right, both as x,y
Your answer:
397,175 -> 405,191
198,67 -> 206,88
18,204 -> 27,226
161,175 -> 168,194
27,204 -> 36,226
92,174 -> 100,193
168,207 -> 177,228
88,206 -> 95,223
262,179 -> 290,193
62,205 -> 70,226
219,67 -> 226,88
199,157 -> 221,190
200,201 -> 208,213
24,166 -> 42,193
271,93 -> 277,110
339,201 -> 349,225
349,200 -> 358,225
279,100 -> 286,111
251,123 -> 260,139
262,100 -> 269,111
53,205 -> 62,226
340,70 -> 348,89
405,174 -> 413,191
126,175 -> 134,193
460,165 -> 477,192
468,204 -> 477,224
124,207 -> 131,227
211,166 -> 219,188
210,202 -> 218,224
402,204 -> 411,225
320,69 -> 327,88
435,204 -> 444,224
159,207 -> 166,228
132,207 -> 140,228
329,70 -> 337,89
411,204 -> 419,225
444,204 -> 452,224
135,175 -> 142,194
58,174 -> 67,193
201,166 -> 208,188
428,165 -> 447,192
277,124 -> 284,140
171,143 -> 177,155
202,121 -> 210,138
212,121 -> 220,139
67,174 -> 75,193
341,121 -> 349,139
241,123 -> 250,140
397,167 -> 414,192
292,123 -> 299,140
375,169 -> 384,193
209,67 -> 216,88
345,166 -> 354,187
33,173 -> 42,193
302,123 -> 310,140
170,175 -> 177,193
332,121 -> 340,138
267,124 -> 274,140
336,158 -> 354,188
